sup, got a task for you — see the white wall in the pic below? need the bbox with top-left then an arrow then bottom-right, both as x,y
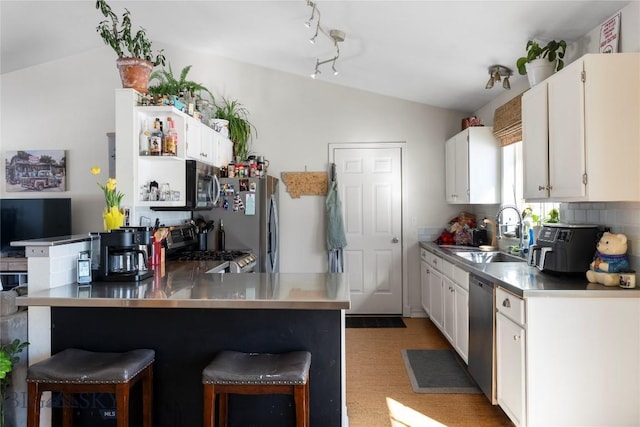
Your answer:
1,42 -> 465,315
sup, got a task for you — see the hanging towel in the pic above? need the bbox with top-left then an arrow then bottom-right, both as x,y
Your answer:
326,179 -> 347,273
326,180 -> 347,250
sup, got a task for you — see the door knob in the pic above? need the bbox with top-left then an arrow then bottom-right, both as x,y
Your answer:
392,237 -> 399,243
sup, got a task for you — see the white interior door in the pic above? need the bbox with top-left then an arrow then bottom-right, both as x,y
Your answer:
332,146 -> 403,314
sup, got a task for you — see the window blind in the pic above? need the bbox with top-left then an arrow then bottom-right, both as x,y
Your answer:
493,94 -> 522,146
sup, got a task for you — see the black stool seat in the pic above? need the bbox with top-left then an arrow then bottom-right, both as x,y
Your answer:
27,348 -> 155,384
202,350 -> 311,385
26,348 -> 155,427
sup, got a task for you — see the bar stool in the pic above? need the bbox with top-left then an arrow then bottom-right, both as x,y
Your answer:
26,348 -> 155,427
202,350 -> 311,427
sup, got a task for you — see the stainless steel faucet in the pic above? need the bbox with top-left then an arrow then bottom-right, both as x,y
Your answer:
495,205 -> 524,250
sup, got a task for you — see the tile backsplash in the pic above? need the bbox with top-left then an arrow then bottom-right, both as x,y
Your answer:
562,202 -> 640,270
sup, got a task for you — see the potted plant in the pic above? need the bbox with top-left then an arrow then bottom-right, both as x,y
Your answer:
516,39 -> 567,87
148,64 -> 215,112
0,339 -> 29,427
96,0 -> 166,93
214,98 -> 257,162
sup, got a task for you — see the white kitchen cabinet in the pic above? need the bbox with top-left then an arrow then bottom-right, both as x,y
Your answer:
216,134 -> 234,167
496,287 -> 526,426
428,268 -> 444,330
445,126 -> 500,204
443,277 -> 456,343
116,90 -> 188,222
522,53 -> 640,201
421,247 -> 469,363
420,248 -> 431,315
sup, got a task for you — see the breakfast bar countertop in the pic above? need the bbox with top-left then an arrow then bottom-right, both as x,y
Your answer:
16,263 -> 350,310
420,241 -> 640,298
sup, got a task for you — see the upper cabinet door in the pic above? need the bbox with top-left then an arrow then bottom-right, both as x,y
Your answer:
547,58 -> 586,200
522,82 -> 550,200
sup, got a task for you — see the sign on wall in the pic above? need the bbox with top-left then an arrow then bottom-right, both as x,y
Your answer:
600,12 -> 621,53
4,150 -> 67,192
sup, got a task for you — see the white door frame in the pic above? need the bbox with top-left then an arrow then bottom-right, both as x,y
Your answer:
328,142 -> 409,317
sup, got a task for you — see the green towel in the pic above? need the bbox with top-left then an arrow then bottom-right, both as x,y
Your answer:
326,181 -> 347,250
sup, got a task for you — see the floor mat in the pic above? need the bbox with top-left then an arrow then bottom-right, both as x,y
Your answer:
346,316 -> 406,328
401,349 -> 481,394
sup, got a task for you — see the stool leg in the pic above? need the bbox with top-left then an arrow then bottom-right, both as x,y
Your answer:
27,383 -> 41,427
61,393 -> 73,427
218,392 -> 228,427
294,384 -> 309,427
142,365 -> 153,427
203,384 -> 215,427
115,383 -> 130,427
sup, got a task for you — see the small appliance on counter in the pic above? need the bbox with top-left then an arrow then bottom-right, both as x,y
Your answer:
94,228 -> 154,282
528,223 -> 600,274
470,228 -> 489,247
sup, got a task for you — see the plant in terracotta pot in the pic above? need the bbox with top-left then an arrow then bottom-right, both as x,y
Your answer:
214,98 -> 257,162
96,0 -> 166,93
516,39 -> 566,86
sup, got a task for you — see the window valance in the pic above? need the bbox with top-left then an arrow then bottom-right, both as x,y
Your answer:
493,94 -> 522,146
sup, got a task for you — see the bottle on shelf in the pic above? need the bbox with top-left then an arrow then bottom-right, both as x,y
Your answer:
149,118 -> 163,156
163,116 -> 178,156
139,119 -> 150,156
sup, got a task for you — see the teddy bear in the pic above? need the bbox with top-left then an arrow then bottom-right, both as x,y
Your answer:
586,232 -> 630,286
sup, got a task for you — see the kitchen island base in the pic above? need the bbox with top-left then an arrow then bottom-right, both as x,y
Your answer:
50,307 -> 342,427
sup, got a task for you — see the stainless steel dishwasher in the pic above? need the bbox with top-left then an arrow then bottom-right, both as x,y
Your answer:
468,273 -> 496,404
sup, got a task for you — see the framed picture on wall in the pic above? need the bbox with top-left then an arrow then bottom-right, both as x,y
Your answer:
4,150 -> 67,192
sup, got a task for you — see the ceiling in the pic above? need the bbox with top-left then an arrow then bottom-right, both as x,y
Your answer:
0,1 -> 631,112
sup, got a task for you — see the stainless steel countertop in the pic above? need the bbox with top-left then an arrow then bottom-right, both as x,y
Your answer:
10,234 -> 95,247
17,261 -> 350,310
420,241 -> 640,297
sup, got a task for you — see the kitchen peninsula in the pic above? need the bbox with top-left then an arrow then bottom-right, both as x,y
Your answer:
15,237 -> 350,427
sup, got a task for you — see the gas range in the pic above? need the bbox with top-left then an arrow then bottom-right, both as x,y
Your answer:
174,250 -> 257,273
164,223 -> 256,273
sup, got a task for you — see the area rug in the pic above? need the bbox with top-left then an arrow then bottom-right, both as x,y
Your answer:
401,349 -> 481,394
346,316 -> 406,328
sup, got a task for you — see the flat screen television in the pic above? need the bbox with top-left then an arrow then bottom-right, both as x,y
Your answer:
0,198 -> 72,256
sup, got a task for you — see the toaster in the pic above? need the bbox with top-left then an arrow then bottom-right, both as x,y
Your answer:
528,223 -> 599,274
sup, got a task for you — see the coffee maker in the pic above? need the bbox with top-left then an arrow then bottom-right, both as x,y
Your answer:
95,228 -> 154,282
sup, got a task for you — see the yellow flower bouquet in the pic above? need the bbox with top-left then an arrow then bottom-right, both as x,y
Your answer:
91,167 -> 125,231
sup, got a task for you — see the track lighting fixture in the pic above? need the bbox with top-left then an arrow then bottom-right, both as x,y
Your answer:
304,1 -> 317,28
485,65 -> 512,90
305,1 -> 346,79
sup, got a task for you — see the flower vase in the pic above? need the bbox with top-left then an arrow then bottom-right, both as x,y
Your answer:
103,206 -> 125,231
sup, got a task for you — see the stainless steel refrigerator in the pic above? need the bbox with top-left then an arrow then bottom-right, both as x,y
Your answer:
206,175 -> 279,272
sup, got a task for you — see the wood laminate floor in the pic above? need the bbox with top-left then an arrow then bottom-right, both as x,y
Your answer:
346,317 -> 513,427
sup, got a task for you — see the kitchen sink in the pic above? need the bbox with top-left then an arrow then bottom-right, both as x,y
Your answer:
455,251 -> 525,263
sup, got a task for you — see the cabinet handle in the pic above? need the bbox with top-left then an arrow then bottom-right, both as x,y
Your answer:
502,298 -> 511,308
433,259 -> 438,265
538,185 -> 546,191
513,335 -> 521,341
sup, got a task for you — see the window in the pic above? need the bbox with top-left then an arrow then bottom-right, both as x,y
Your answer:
501,141 -> 559,226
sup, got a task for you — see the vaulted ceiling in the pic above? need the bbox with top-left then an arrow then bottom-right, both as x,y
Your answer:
0,1 -> 630,112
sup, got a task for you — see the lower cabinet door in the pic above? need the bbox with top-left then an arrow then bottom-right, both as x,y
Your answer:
420,260 -> 431,315
454,283 -> 469,363
443,277 -> 455,342
497,312 -> 526,426
429,269 -> 444,330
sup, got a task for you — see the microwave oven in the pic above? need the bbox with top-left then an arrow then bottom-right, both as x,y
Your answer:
152,160 -> 219,211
